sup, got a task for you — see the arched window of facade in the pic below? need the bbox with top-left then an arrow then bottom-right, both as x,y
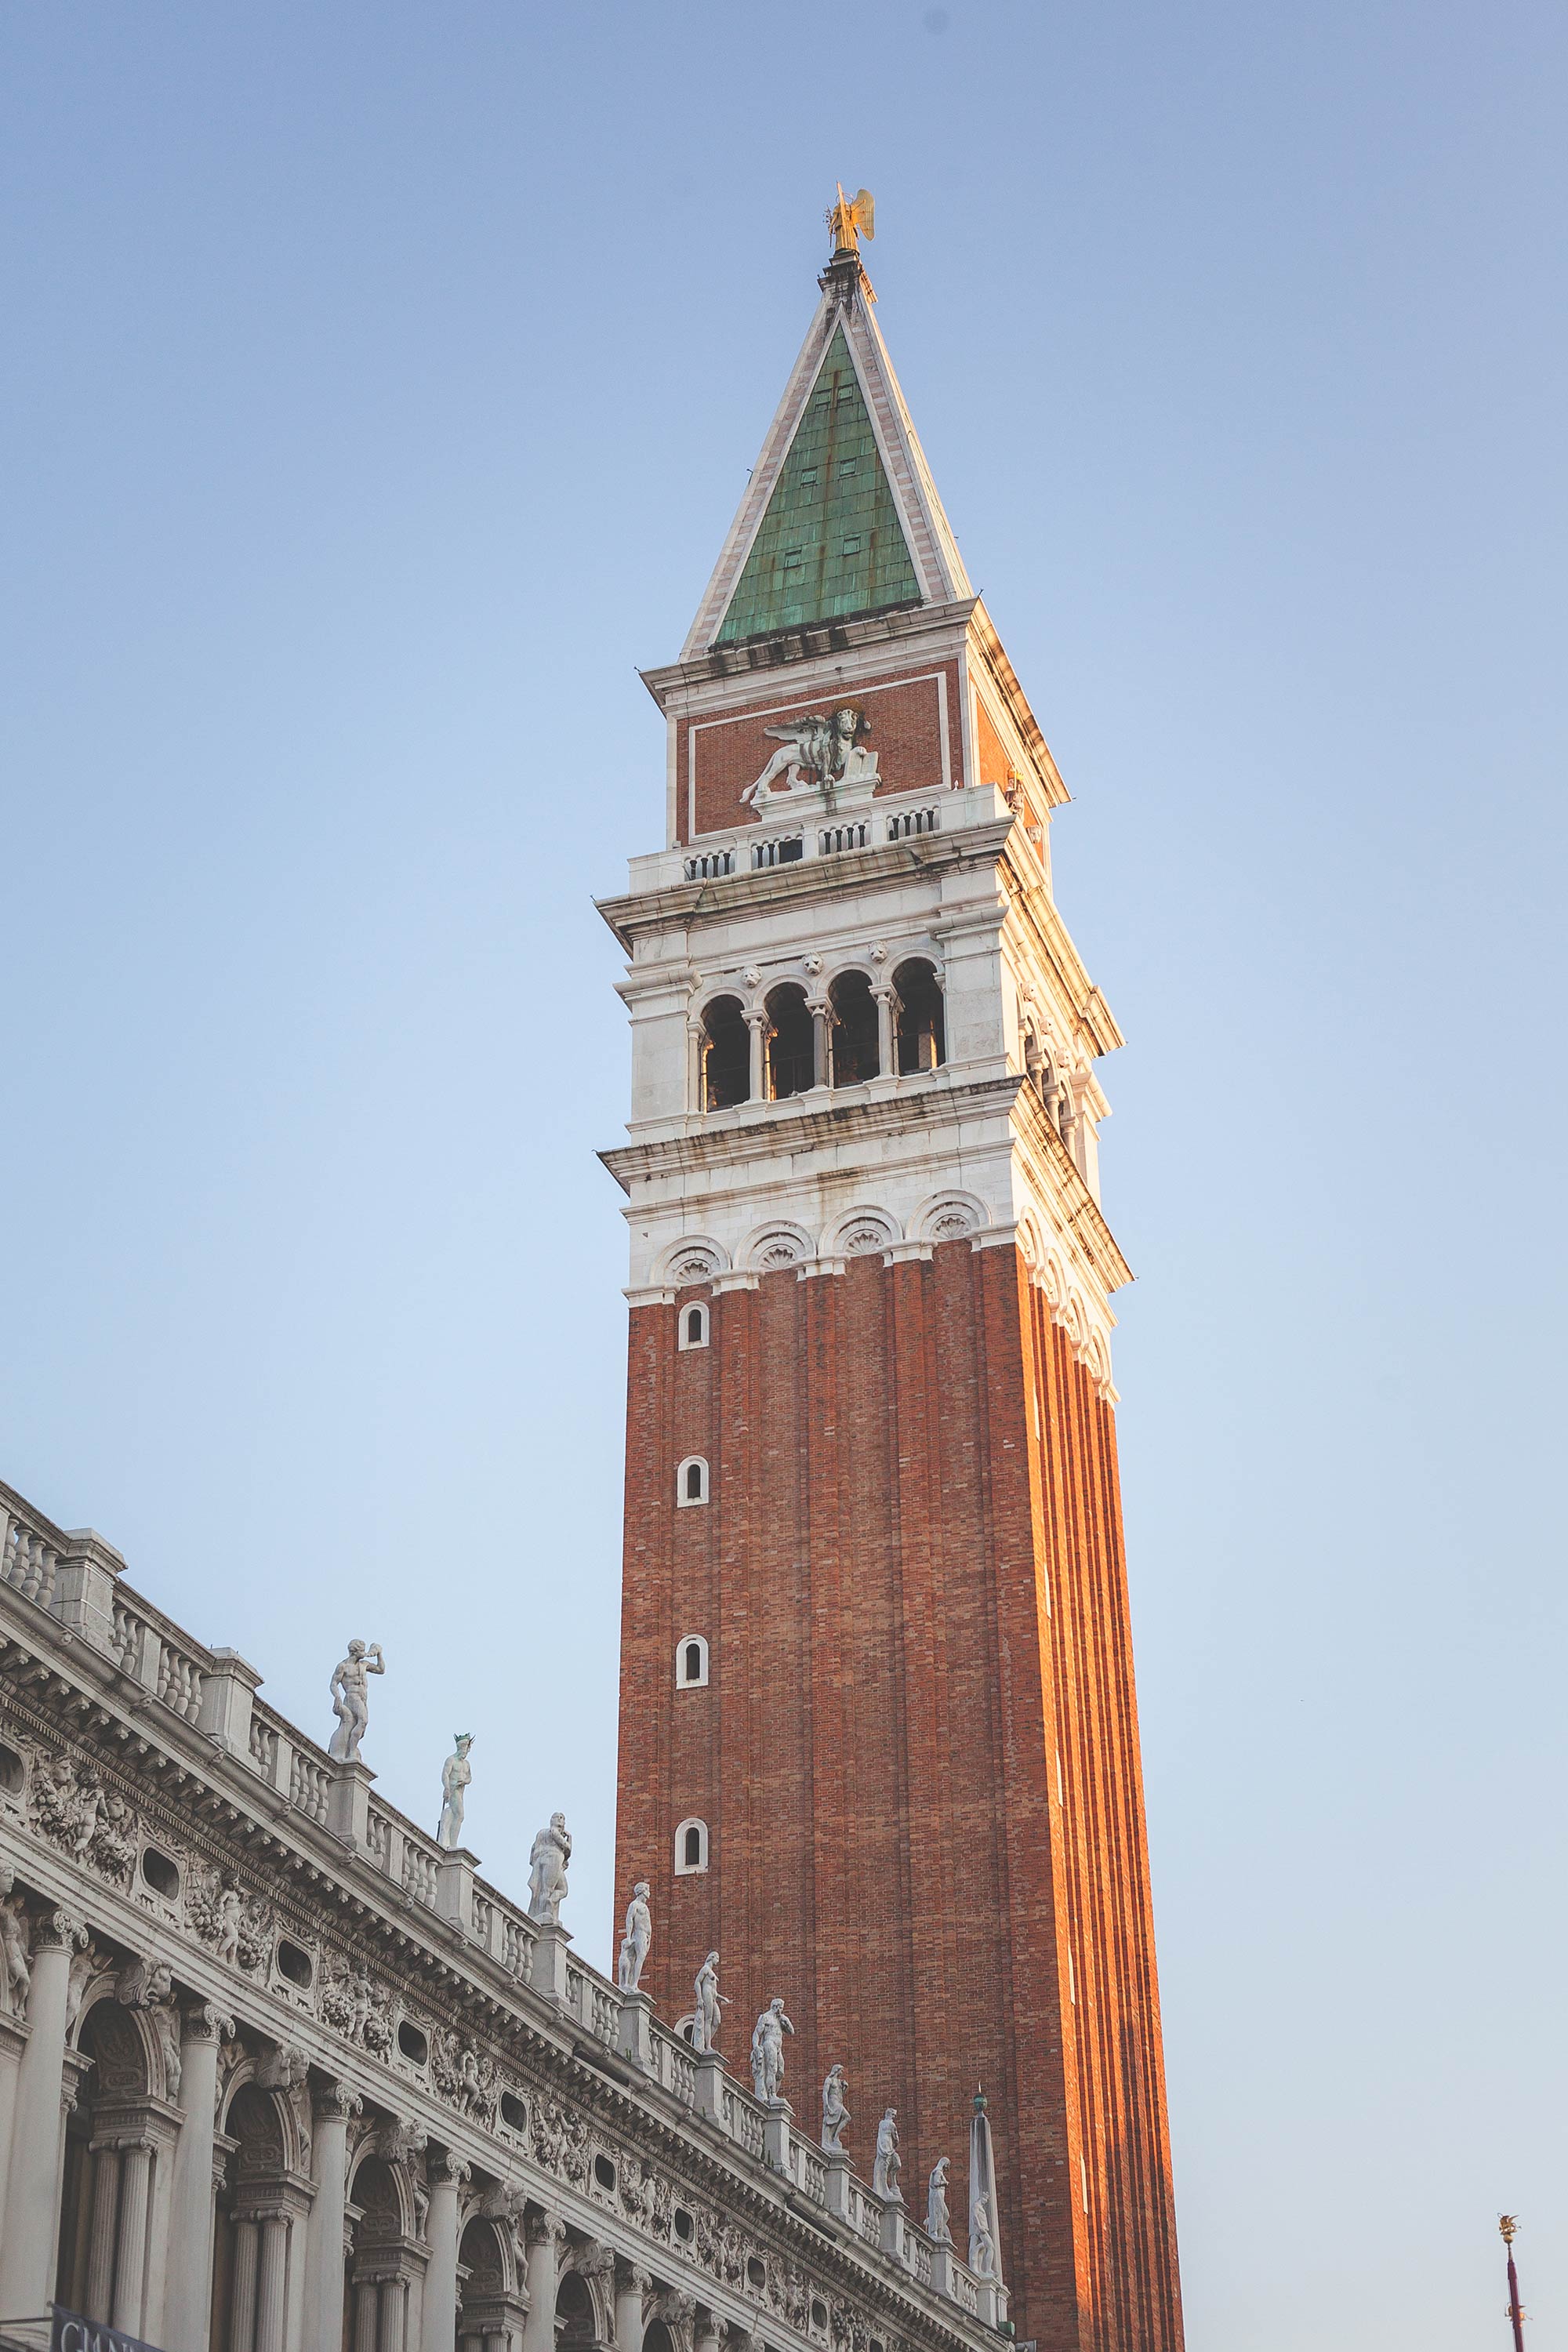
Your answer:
678,1301 -> 710,1351
894,958 -> 946,1073
676,1633 -> 710,1688
677,1455 -> 709,1506
829,969 -> 880,1086
702,995 -> 750,1111
674,1816 -> 710,1875
764,982 -> 815,1098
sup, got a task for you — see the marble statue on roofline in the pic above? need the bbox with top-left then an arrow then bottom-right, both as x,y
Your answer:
328,1639 -> 384,1762
437,1734 -> 474,1851
527,1813 -> 572,1923
618,1881 -> 652,1992
750,1996 -> 795,2104
927,2155 -> 952,2243
971,2194 -> 998,2280
873,2107 -> 902,2201
692,1950 -> 728,2052
821,2063 -> 850,2153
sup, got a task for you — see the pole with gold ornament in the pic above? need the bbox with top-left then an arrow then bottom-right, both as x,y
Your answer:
1499,2215 -> 1526,2350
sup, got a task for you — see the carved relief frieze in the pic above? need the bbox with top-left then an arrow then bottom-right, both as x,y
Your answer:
186,1860 -> 275,1976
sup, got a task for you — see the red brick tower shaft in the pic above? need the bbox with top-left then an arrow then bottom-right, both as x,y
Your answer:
602,218 -> 1183,2352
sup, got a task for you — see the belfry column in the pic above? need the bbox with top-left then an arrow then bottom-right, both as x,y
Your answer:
0,1907 -> 83,2329
164,1999 -> 231,2352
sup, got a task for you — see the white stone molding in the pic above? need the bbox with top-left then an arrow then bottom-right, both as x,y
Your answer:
739,1222 -> 814,1275
821,1207 -> 901,1261
673,1818 -> 710,1878
675,1635 -> 710,1691
655,1237 -> 729,1287
909,1192 -> 989,1245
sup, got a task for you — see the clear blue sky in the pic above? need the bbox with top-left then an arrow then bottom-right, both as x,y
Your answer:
2,7 -> 1563,2345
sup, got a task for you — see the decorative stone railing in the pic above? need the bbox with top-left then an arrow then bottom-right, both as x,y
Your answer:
0,1472 -> 1008,2328
622,781 -> 988,909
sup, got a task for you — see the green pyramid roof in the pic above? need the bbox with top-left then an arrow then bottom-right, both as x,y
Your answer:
716,327 -> 922,644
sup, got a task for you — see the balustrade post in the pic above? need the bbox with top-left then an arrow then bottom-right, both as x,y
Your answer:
692,2050 -> 724,2122
198,1647 -> 262,1758
435,1849 -> 477,1933
0,1905 -> 84,2329
326,1758 -> 376,1849
51,1530 -> 125,1660
528,1921 -> 572,2006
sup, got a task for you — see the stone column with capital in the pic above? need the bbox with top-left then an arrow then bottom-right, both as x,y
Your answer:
83,2142 -> 123,2318
419,2151 -> 470,2352
111,2136 -> 155,2335
520,2212 -> 564,2352
744,1010 -> 768,1103
163,2000 -> 233,2352
230,2216 -> 261,2350
303,2079 -> 361,2352
808,998 -> 830,1090
873,982 -> 896,1079
614,2259 -> 652,2352
254,2212 -> 291,2352
0,2010 -> 27,2270
0,1905 -> 83,2329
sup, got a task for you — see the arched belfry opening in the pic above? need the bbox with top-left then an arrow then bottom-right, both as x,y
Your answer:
764,983 -> 814,1098
701,995 -> 749,1110
893,958 -> 944,1073
829,970 -> 880,1086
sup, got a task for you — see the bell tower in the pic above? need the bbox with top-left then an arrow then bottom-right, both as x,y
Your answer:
602,207 -> 1184,2352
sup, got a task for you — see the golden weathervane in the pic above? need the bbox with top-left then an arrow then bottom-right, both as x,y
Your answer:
826,184 -> 876,256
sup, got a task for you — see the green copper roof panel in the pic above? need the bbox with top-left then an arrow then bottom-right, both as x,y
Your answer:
716,328 -> 922,644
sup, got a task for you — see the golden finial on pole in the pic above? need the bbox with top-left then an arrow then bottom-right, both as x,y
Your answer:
826,184 -> 876,257
1500,2216 -> 1526,2350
